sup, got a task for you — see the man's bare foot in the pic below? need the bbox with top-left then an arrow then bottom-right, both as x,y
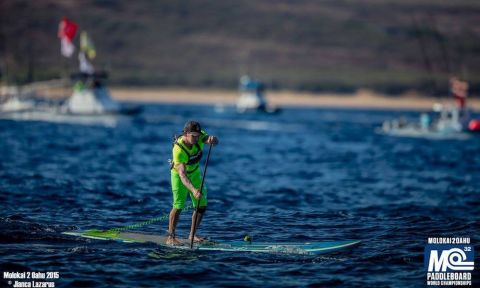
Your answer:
166,236 -> 183,246
188,235 -> 206,243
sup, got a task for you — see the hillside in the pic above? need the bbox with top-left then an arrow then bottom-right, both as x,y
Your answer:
1,0 -> 480,95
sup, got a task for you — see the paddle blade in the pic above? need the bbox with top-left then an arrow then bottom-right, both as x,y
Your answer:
83,229 -> 120,239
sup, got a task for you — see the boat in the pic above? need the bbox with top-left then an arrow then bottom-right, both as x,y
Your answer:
63,230 -> 360,255
0,73 -> 141,126
236,75 -> 280,114
378,104 -> 474,140
60,72 -> 141,116
1,21 -> 140,122
0,96 -> 36,113
0,84 -> 43,113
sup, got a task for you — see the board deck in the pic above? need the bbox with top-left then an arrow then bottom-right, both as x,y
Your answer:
63,231 -> 360,255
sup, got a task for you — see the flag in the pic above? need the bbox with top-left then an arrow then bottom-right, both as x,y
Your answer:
78,52 -> 94,74
58,17 -> 78,58
60,38 -> 75,58
80,31 -> 96,60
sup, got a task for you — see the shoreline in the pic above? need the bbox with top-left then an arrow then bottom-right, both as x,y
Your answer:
110,87 -> 480,111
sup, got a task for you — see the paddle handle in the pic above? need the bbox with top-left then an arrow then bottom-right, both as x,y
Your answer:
190,143 -> 213,249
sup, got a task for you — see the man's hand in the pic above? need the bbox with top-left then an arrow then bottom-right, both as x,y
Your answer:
192,188 -> 202,199
206,136 -> 219,145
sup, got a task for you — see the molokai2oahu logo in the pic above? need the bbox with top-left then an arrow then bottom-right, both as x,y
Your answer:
425,237 -> 475,286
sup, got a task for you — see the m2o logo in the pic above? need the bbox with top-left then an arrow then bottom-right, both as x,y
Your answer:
427,247 -> 474,272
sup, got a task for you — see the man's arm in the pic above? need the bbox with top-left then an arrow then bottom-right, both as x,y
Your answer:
176,163 -> 201,199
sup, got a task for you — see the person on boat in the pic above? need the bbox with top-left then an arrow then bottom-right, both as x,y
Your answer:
450,77 -> 469,115
420,113 -> 431,131
167,121 -> 219,245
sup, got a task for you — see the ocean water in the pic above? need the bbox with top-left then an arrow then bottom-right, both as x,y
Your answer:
1,103 -> 479,287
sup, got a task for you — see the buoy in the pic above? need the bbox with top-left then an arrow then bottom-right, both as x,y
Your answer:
468,119 -> 480,132
243,234 -> 252,243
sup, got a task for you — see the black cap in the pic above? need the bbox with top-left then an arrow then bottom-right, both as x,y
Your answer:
183,121 -> 201,134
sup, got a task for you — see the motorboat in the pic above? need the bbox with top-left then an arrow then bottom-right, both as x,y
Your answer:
236,75 -> 279,114
378,104 -> 475,140
60,72 -> 141,115
0,73 -> 141,126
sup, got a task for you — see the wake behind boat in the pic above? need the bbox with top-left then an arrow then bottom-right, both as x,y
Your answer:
63,230 -> 360,255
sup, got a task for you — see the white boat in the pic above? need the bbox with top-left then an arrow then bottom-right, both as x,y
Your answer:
60,72 -> 141,116
0,74 -> 140,126
0,84 -> 39,113
236,75 -> 279,113
0,96 -> 36,113
378,105 -> 471,140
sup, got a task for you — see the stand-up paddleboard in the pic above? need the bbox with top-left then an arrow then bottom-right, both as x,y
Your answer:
63,230 -> 360,255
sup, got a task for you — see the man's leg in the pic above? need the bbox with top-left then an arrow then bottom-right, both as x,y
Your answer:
167,208 -> 182,245
188,172 -> 208,242
167,173 -> 187,245
189,207 -> 206,241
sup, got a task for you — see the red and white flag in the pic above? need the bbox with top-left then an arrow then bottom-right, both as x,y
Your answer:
58,17 -> 78,58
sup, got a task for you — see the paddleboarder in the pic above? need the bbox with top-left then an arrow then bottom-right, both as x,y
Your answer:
167,121 -> 219,245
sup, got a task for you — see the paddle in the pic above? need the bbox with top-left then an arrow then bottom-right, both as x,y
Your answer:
190,143 -> 213,249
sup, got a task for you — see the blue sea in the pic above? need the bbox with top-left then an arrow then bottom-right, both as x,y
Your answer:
1,103 -> 479,287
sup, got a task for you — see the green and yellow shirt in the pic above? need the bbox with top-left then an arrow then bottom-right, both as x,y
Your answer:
171,130 -> 208,174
